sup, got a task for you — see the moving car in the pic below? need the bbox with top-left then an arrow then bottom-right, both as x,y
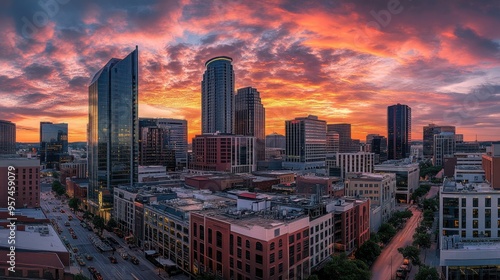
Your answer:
108,256 -> 117,264
130,256 -> 140,265
121,252 -> 129,260
85,254 -> 93,261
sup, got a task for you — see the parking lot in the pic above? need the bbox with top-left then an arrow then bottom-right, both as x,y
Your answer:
40,184 -> 172,280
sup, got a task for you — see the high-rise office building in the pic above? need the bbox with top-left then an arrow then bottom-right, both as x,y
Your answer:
139,118 -> 188,169
265,132 -> 286,149
387,104 -> 411,160
88,47 -> 139,218
235,87 -> 265,161
326,130 -> 340,154
191,133 -> 256,173
284,115 -> 326,170
201,56 -> 235,134
0,120 -> 16,155
433,132 -> 456,166
327,123 -> 351,153
366,134 -> 388,164
39,122 -> 69,169
423,124 -> 455,160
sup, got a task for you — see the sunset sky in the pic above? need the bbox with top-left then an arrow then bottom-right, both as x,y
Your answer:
2,0 -> 500,143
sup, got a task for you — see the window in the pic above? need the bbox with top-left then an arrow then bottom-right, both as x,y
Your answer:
278,263 -> 283,273
270,253 -> 275,263
246,250 -> 250,260
297,232 -> 301,240
208,247 -> 213,258
200,225 -> 204,239
237,248 -> 242,258
270,242 -> 275,250
473,198 -> 478,207
245,264 -> 250,273
256,254 -> 263,264
278,250 -> 283,259
194,223 -> 197,237
473,220 -> 479,228
237,236 -> 242,247
270,267 -> 275,277
246,240 -> 250,248
256,242 -> 263,251
303,229 -> 309,237
274,229 -> 280,237
230,258 -> 234,268
237,261 -> 242,269
230,234 -> 234,255
216,231 -> 223,248
208,229 -> 213,244
473,209 -> 479,218
486,198 -> 491,207
279,239 -> 283,247
289,235 -> 294,243
256,268 -> 263,278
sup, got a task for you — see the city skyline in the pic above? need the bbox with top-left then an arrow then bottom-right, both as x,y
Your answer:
2,0 -> 500,142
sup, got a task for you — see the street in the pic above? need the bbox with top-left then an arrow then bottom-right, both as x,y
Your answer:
40,183 -> 167,280
371,206 -> 422,280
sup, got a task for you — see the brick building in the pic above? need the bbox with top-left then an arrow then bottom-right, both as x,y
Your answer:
0,158 -> 40,208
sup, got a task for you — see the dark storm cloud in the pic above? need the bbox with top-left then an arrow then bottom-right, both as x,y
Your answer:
68,76 -> 89,89
23,63 -> 54,80
454,26 -> 500,58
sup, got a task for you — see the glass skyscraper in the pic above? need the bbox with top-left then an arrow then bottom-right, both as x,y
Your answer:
284,115 -> 326,170
201,56 -> 234,134
39,122 -> 68,169
387,104 -> 411,160
139,118 -> 188,169
235,87 -> 265,161
0,120 -> 16,155
88,47 -> 139,218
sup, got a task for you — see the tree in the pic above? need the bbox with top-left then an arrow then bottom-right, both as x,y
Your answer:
397,246 -> 421,265
107,218 -> 118,229
92,216 -> 105,235
422,199 -> 438,212
306,275 -> 320,280
415,265 -> 439,280
413,233 -> 431,249
378,223 -> 396,243
74,274 -> 91,280
355,239 -> 381,266
68,197 -> 81,212
83,211 -> 92,221
51,181 -> 65,196
318,253 -> 371,280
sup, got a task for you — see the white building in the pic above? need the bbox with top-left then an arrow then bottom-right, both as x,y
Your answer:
113,187 -> 138,236
434,132 -> 456,166
138,165 -> 167,182
336,152 -> 374,178
440,179 -> 500,278
454,165 -> 485,183
374,159 -> 420,203
344,173 -> 396,228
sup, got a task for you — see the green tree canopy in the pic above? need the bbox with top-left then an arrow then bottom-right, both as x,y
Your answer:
318,253 -> 371,280
415,265 -> 439,280
92,215 -> 105,235
397,246 -> 421,265
68,197 -> 81,212
51,180 -> 65,196
413,232 -> 432,249
107,218 -> 118,229
378,223 -> 397,244
355,239 -> 381,267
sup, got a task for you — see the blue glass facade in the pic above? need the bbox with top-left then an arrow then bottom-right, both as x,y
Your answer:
39,122 -> 68,169
201,56 -> 234,134
88,47 -> 139,214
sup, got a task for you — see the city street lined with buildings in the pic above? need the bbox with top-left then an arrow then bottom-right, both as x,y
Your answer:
371,206 -> 422,280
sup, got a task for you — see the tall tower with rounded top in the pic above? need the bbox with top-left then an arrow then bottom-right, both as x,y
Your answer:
201,56 -> 235,134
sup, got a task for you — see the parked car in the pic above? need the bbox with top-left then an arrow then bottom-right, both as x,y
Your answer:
64,221 -> 70,226
121,253 -> 129,260
85,254 -> 93,261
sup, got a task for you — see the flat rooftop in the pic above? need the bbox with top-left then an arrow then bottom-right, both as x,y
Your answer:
442,180 -> 497,193
346,173 -> 389,180
0,224 -> 67,253
197,207 -> 306,229
455,165 -> 484,171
